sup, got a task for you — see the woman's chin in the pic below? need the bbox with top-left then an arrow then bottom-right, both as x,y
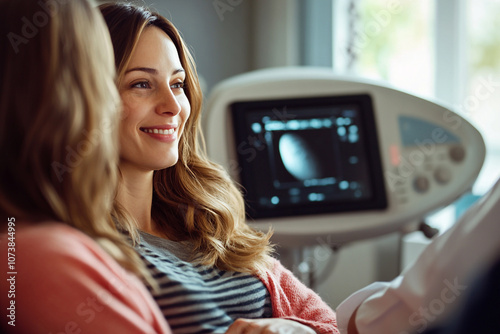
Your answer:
119,158 -> 179,173
152,158 -> 179,171
154,164 -> 177,171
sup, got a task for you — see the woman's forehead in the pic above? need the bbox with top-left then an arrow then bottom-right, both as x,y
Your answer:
127,26 -> 183,73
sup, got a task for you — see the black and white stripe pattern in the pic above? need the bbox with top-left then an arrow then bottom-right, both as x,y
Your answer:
137,232 -> 272,334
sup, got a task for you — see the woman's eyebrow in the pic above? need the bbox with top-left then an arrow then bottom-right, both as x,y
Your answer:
173,68 -> 185,75
125,67 -> 158,74
125,67 -> 185,75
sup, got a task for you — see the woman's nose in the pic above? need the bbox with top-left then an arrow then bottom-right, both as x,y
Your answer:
155,85 -> 182,116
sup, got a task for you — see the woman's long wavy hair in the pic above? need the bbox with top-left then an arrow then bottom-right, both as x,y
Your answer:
0,0 -> 148,278
100,3 -> 274,274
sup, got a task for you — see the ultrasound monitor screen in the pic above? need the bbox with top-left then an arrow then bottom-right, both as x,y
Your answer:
231,94 -> 387,220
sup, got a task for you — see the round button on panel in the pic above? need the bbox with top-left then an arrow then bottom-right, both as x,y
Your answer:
413,176 -> 430,193
449,145 -> 466,163
434,166 -> 452,184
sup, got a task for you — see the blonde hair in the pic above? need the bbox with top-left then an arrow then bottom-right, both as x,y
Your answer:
100,3 -> 274,274
0,0 -> 147,277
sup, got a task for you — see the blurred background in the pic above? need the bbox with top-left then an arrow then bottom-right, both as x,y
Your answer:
98,0 -> 500,309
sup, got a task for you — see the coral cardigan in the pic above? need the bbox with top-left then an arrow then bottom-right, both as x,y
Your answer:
259,259 -> 340,334
0,222 -> 170,334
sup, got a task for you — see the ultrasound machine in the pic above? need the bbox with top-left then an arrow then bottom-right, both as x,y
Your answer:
202,67 -> 485,249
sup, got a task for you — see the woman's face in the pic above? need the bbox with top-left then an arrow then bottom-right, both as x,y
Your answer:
118,26 -> 190,172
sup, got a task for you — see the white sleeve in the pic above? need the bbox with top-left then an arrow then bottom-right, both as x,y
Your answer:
336,280 -> 393,333
336,178 -> 500,334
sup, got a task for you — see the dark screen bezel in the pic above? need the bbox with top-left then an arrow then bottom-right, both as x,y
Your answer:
231,94 -> 387,220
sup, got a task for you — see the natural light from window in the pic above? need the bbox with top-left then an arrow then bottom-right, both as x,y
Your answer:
465,0 -> 500,193
339,0 -> 500,230
353,0 -> 435,99
350,0 -> 500,195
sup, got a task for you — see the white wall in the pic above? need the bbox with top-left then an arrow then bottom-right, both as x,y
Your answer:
117,0 -> 254,93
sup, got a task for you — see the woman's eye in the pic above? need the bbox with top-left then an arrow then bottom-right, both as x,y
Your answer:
131,81 -> 151,89
171,82 -> 185,90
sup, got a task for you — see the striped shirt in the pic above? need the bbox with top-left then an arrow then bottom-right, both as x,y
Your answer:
137,231 -> 273,334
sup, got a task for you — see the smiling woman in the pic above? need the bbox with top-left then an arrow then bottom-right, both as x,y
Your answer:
100,3 -> 339,334
118,26 -> 190,173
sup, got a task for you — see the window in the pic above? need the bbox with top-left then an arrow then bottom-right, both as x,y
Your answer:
465,0 -> 500,193
335,0 -> 500,195
351,0 -> 435,99
332,0 -> 500,231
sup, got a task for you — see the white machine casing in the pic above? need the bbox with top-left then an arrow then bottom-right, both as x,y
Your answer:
203,67 -> 485,247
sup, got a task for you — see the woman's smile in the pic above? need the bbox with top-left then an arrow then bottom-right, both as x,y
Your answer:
140,125 -> 178,142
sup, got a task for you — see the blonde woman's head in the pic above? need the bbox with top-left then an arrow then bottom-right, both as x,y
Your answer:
0,0 -> 119,226
0,0 -> 148,275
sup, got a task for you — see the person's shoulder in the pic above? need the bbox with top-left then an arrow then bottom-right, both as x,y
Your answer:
11,221 -> 123,274
6,221 -> 140,300
1,224 -> 170,333
14,222 -> 100,255
15,221 -> 89,240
